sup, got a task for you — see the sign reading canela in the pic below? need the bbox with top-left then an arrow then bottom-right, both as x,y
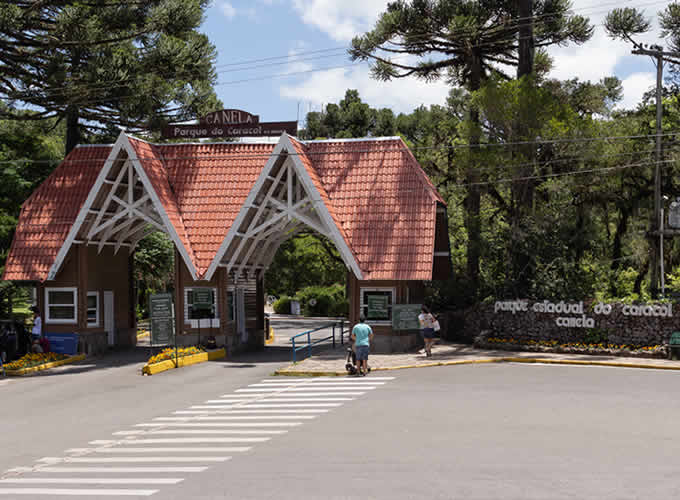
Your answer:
161,109 -> 297,139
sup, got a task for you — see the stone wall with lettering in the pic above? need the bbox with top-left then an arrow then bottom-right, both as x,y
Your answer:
459,300 -> 680,347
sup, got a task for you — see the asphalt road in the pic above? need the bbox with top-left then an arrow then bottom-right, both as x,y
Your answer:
2,330 -> 680,499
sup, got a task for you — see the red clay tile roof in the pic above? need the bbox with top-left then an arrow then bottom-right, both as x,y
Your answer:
160,142 -> 274,276
4,133 -> 445,282
304,138 -> 441,280
287,136 -> 359,267
2,146 -> 111,281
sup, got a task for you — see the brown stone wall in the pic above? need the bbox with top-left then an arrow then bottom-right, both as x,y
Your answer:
461,300 -> 680,346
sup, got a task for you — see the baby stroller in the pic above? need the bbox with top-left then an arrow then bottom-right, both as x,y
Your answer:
345,347 -> 370,375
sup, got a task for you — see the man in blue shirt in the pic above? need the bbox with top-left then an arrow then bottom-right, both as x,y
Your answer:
350,315 -> 373,376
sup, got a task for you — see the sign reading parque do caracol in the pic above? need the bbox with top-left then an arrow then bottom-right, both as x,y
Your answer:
161,109 -> 298,139
493,299 -> 674,329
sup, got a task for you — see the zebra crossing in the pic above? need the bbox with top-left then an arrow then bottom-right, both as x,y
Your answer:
0,376 -> 394,497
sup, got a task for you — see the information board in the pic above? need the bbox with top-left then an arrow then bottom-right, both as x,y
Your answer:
192,288 -> 213,312
367,295 -> 389,320
150,293 -> 174,346
392,304 -> 422,330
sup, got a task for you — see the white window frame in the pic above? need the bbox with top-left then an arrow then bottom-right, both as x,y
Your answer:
360,287 -> 396,325
87,291 -> 100,327
45,287 -> 78,324
184,287 -> 220,328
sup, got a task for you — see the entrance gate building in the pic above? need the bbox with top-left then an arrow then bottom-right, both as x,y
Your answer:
3,131 -> 450,354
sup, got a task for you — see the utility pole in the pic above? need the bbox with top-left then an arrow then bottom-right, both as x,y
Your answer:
631,44 -> 679,297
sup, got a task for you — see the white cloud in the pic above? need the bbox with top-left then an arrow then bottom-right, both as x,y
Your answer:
618,72 -> 656,110
547,1 -> 660,108
283,0 -> 663,113
218,1 -> 236,20
291,0 -> 387,42
280,65 -> 450,115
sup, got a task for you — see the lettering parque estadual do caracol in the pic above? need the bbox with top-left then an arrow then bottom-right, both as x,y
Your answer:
493,300 -> 673,329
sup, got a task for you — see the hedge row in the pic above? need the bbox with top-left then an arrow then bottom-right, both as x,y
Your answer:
273,284 -> 348,317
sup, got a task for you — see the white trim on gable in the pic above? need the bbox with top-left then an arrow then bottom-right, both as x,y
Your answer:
202,137 -> 291,281
47,135 -> 128,280
281,135 -> 363,280
203,134 -> 363,281
47,132 -> 199,281
121,137 -> 199,280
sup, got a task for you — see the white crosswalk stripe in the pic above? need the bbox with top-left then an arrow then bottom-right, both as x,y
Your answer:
3,375 -> 394,497
0,478 -> 182,485
67,447 -> 250,453
39,457 -> 231,464
0,487 -> 159,496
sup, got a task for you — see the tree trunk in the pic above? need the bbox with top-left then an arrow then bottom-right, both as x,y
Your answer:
611,207 -> 629,271
464,51 -> 483,297
65,104 -> 80,155
510,0 -> 536,297
518,0 -> 534,78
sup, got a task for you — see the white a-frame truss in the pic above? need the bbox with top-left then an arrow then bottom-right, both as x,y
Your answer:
204,135 -> 362,281
48,132 -> 198,280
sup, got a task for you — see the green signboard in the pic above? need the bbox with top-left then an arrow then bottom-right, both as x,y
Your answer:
151,316 -> 175,345
392,304 -> 422,331
150,293 -> 174,346
367,295 -> 389,320
192,288 -> 213,311
670,331 -> 680,346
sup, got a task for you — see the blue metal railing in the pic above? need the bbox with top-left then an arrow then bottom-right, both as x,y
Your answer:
290,321 -> 346,362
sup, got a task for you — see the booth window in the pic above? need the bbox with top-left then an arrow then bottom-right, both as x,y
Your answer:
87,291 -> 99,327
45,287 -> 77,324
184,287 -> 219,328
360,288 -> 395,323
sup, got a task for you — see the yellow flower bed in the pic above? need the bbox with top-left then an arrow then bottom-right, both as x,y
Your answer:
486,337 -> 663,353
5,352 -> 67,371
147,346 -> 205,365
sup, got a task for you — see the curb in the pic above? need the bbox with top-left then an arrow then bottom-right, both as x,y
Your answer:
5,354 -> 87,376
273,356 -> 680,376
142,348 -> 226,376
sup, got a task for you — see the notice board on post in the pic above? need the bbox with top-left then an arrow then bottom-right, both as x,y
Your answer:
392,304 -> 422,331
150,293 -> 175,346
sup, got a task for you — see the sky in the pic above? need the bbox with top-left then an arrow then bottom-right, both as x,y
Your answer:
199,0 -> 668,127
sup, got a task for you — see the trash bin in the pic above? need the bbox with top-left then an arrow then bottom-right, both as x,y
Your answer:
290,300 -> 300,315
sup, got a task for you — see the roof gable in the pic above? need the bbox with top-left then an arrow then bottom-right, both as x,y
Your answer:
304,137 -> 440,280
161,141 -> 274,277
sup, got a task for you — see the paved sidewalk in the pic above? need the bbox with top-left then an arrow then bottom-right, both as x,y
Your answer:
275,340 -> 680,375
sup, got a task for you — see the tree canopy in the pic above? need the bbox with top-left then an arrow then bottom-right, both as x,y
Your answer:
0,0 -> 221,153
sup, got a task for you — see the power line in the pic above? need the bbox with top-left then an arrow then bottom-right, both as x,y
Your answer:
1,131 -> 678,165
0,0 -> 666,103
459,158 -> 677,187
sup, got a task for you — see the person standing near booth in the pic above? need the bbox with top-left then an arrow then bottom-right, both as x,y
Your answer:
419,305 -> 436,357
30,306 -> 43,353
351,315 -> 373,376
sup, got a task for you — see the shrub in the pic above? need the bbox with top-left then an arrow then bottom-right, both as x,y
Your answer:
273,295 -> 292,314
295,284 -> 347,317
